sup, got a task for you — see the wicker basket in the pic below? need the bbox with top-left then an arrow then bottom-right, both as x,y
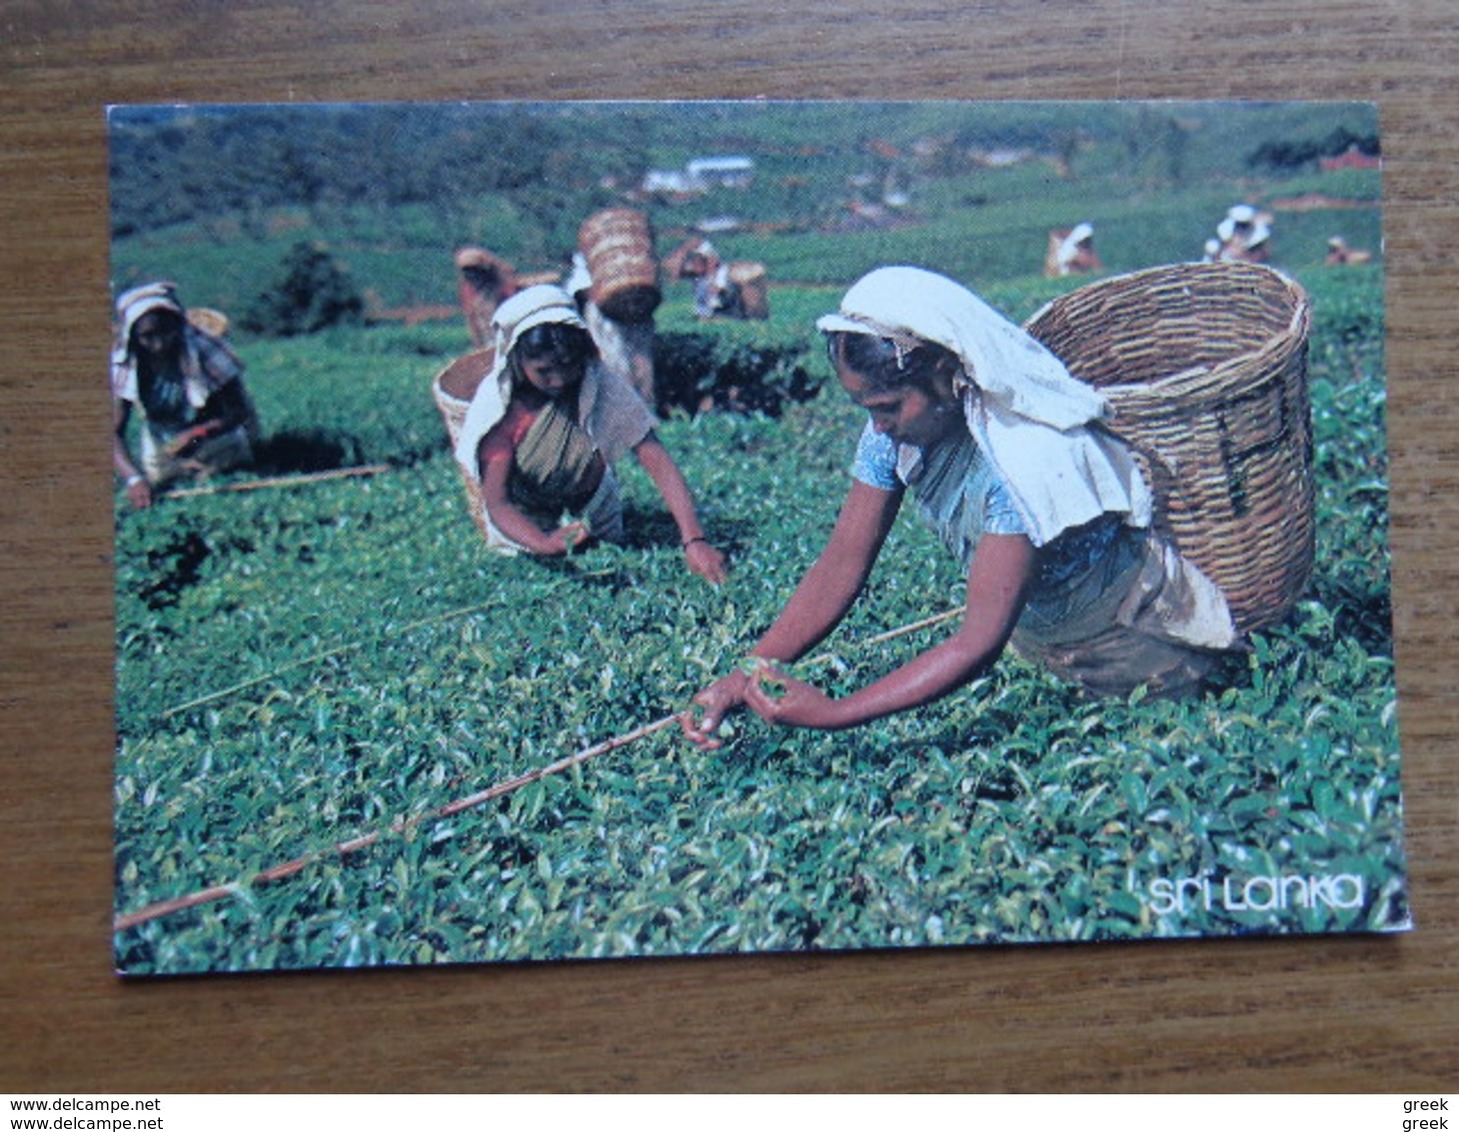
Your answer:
430,347 -> 496,540
1024,262 -> 1314,637
728,260 -> 770,319
578,208 -> 662,322
186,307 -> 230,339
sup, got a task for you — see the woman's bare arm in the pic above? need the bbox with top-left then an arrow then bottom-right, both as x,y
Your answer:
745,533 -> 1035,730
478,440 -> 584,556
684,479 -> 902,744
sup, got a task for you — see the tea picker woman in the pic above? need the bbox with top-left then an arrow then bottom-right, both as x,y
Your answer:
684,266 -> 1239,742
111,282 -> 258,509
564,251 -> 657,405
454,284 -> 729,584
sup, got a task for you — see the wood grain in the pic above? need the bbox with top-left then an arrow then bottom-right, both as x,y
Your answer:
2,0 -> 1455,1093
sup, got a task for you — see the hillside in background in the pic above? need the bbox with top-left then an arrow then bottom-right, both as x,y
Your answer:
109,101 -> 1381,324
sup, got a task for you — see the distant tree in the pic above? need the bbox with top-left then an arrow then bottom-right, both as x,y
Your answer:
1120,106 -> 1163,181
1050,129 -> 1083,180
239,241 -> 364,337
1247,126 -> 1380,171
1162,117 -> 1192,185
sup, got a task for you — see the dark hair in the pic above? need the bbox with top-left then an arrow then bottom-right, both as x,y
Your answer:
507,321 -> 595,395
513,321 -> 595,366
461,264 -> 504,291
825,331 -> 959,394
129,307 -> 185,354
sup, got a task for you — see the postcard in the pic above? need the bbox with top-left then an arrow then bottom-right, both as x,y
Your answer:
109,100 -> 1402,974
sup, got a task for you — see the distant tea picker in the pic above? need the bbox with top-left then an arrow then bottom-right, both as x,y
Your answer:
1213,203 -> 1273,264
443,284 -> 728,583
111,282 -> 258,509
566,207 -> 665,405
685,262 -> 1313,742
1044,222 -> 1102,277
454,246 -> 520,348
664,237 -> 770,321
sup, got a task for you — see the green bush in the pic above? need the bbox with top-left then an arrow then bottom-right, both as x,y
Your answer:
653,332 -> 822,417
240,241 -> 365,337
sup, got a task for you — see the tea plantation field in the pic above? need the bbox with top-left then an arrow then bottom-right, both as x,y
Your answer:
112,265 -> 1402,973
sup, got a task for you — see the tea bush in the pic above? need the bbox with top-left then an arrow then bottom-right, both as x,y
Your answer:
112,265 -> 1403,974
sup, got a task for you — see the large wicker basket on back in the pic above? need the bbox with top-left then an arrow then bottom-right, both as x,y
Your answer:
431,347 -> 496,541
1024,262 -> 1313,637
578,208 -> 662,322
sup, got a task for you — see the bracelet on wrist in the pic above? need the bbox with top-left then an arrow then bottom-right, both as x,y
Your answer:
125,474 -> 144,487
682,536 -> 708,549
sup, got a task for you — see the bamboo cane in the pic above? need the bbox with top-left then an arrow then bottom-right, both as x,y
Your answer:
807,604 -> 966,664
114,713 -> 682,932
161,463 -> 390,499
162,598 -> 507,718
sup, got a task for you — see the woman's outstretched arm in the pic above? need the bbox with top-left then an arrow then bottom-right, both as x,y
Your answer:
744,532 -> 1035,731
632,431 -> 729,584
478,438 -> 587,556
684,479 -> 903,745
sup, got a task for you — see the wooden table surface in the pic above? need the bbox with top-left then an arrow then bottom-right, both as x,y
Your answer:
3,0 -> 1455,1094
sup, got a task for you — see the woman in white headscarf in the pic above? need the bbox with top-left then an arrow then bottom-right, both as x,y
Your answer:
1216,205 -> 1273,265
1053,222 -> 1101,276
111,282 -> 257,508
454,284 -> 728,584
684,266 -> 1237,742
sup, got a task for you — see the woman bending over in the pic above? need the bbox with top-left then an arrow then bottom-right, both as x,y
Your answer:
685,266 -> 1237,742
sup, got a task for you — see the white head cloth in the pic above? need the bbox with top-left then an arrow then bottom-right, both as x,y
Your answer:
1057,223 -> 1094,269
817,265 -> 1151,544
110,281 -> 221,409
453,284 -> 595,481
113,282 -> 183,363
564,253 -> 593,299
